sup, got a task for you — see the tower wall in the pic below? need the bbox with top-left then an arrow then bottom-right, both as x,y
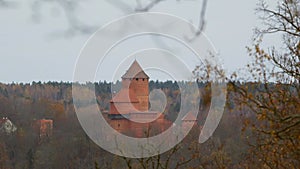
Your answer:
128,78 -> 149,111
109,119 -> 130,133
120,78 -> 149,111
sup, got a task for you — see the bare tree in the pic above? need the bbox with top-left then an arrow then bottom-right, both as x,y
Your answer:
0,0 -> 16,8
25,0 -> 208,37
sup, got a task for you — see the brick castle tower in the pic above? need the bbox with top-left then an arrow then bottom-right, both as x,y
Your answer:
108,60 -> 171,137
109,60 -> 149,115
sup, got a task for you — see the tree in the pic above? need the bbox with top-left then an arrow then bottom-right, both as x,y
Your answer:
231,0 -> 300,168
1,0 -> 207,38
119,135 -> 232,169
0,143 -> 9,169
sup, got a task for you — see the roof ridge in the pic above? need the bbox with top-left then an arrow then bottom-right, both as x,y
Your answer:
121,60 -> 149,79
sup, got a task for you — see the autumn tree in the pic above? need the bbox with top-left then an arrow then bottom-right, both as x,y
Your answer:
231,0 -> 300,168
0,142 -> 10,169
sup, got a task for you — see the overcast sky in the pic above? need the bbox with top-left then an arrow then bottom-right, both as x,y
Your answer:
0,0 -> 279,83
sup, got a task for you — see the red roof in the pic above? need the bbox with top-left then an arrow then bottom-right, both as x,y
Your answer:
122,60 -> 149,79
38,119 -> 53,123
182,112 -> 197,121
0,118 -> 8,124
111,88 -> 139,103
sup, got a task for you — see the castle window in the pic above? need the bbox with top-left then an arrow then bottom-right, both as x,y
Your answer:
143,78 -> 145,81
136,78 -> 138,81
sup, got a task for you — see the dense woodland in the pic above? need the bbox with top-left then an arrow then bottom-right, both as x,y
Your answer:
0,81 -> 273,168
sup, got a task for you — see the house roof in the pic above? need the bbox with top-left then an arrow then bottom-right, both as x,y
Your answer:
110,88 -> 139,103
0,117 -> 8,124
121,60 -> 149,79
182,112 -> 197,121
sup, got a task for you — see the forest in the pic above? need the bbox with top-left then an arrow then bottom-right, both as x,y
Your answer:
0,80 -> 298,169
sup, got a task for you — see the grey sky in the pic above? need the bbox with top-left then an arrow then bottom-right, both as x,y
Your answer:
0,0 -> 279,83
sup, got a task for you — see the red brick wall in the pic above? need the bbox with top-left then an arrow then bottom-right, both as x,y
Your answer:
107,116 -> 172,138
128,78 -> 149,111
32,119 -> 53,139
107,76 -> 175,138
110,119 -> 130,133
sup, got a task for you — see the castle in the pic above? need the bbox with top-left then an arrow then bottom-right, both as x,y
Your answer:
107,60 -> 198,138
108,60 -> 171,137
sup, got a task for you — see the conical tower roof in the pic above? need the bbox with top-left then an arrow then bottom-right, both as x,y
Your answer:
121,60 -> 149,79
